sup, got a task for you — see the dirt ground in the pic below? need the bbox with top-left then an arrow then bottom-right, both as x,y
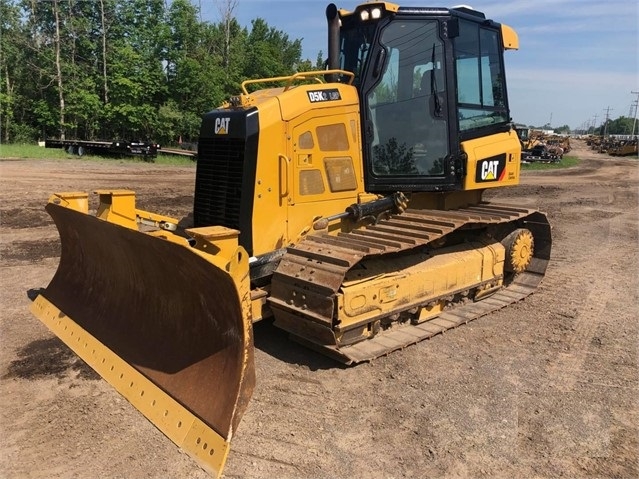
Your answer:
1,140 -> 637,479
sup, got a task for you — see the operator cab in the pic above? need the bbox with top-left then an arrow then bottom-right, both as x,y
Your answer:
329,2 -> 514,192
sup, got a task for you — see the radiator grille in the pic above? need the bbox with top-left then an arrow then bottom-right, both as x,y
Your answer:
194,137 -> 245,229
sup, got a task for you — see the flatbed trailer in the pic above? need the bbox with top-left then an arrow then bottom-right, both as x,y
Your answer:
521,146 -> 560,163
157,146 -> 197,159
45,139 -> 159,159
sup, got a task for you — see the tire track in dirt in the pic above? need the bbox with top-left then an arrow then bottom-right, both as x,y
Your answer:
228,367 -> 337,477
544,207 -> 635,392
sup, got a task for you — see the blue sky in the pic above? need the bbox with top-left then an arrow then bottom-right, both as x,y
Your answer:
201,0 -> 638,130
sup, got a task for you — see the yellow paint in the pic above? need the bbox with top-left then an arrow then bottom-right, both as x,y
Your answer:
462,130 -> 521,191
30,295 -> 231,478
48,192 -> 89,213
337,240 -> 505,331
94,190 -> 138,229
188,226 -> 241,259
247,81 -> 366,254
35,192 -> 255,477
501,24 -> 519,50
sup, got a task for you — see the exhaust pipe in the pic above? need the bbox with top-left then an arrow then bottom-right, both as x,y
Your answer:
326,3 -> 340,82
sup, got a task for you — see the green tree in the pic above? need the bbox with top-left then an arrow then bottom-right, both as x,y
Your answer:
165,0 -> 226,141
244,18 -> 302,79
1,0 -> 307,144
0,0 -> 27,141
606,116 -> 634,135
554,125 -> 570,134
373,137 -> 417,174
103,0 -> 170,139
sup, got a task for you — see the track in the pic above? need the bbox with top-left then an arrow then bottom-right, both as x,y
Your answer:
269,203 -> 551,363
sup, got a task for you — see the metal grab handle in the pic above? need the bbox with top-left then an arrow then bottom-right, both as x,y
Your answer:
241,69 -> 355,95
279,154 -> 289,198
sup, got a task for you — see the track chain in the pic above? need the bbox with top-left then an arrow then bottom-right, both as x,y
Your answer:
269,203 -> 551,363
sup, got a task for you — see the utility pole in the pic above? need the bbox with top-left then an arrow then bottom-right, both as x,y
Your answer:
602,107 -> 613,138
631,91 -> 639,159
592,114 -> 598,134
631,91 -> 639,137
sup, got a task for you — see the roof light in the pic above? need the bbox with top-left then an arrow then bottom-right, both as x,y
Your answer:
356,3 -> 391,21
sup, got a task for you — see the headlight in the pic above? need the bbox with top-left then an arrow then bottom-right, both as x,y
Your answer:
355,3 -> 395,22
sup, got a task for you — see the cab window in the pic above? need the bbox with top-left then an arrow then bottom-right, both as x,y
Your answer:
455,20 -> 508,132
367,20 -> 448,177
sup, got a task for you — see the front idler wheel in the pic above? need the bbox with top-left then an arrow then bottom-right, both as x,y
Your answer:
502,228 -> 534,273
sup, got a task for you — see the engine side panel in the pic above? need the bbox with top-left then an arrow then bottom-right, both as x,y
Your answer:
462,130 -> 522,190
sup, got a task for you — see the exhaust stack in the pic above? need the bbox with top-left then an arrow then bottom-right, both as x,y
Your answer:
326,3 -> 340,82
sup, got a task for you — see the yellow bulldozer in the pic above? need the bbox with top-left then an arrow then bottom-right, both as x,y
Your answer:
30,2 -> 551,477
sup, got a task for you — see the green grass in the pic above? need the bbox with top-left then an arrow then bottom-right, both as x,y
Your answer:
0,143 -> 195,166
1,144 -> 582,170
521,155 -> 580,170
0,143 -> 72,159
154,152 -> 196,166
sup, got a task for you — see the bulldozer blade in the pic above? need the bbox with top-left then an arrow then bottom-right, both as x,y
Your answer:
30,202 -> 255,478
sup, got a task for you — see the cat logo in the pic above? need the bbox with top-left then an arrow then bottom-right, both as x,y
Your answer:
481,160 -> 499,180
214,117 -> 230,135
475,154 -> 506,183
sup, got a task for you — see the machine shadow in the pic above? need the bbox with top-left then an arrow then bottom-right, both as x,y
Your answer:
252,319 -> 347,371
3,335 -> 99,381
